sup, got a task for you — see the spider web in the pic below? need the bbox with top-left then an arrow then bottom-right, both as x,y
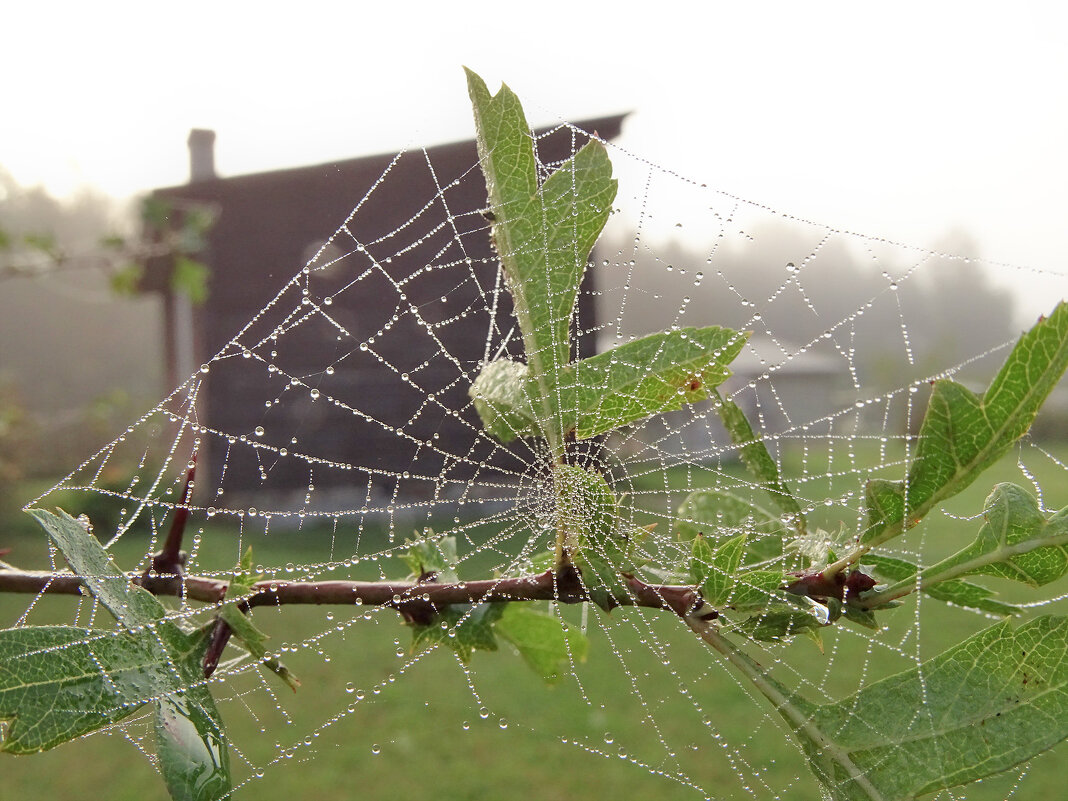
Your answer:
7,117 -> 1068,800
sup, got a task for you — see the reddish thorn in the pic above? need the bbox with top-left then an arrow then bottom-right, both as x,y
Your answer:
149,455 -> 197,578
202,617 -> 232,678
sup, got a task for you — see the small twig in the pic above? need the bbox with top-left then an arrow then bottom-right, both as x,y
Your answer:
685,617 -> 886,801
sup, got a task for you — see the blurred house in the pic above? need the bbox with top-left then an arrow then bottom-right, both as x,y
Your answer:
145,117 -> 626,500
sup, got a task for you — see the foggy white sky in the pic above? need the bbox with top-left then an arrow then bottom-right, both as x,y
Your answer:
5,1 -> 1068,293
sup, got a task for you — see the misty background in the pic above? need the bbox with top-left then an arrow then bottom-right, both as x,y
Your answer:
0,158 -> 1041,502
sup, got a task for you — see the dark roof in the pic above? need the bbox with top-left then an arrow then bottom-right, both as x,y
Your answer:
152,113 -> 627,317
161,113 -> 627,195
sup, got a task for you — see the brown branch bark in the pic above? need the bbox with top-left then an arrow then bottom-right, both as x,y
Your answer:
0,564 -> 717,624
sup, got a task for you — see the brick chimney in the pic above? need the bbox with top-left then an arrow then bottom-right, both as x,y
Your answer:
188,128 -> 216,182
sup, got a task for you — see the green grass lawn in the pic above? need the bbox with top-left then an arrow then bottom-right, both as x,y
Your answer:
3,439 -> 1068,800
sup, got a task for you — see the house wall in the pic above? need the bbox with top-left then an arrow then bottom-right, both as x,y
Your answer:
151,121 -> 623,506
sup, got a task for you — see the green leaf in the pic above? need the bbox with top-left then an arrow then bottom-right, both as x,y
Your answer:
675,489 -> 786,565
841,604 -> 880,630
0,622 -> 230,798
411,604 -> 502,664
692,532 -> 747,606
712,533 -> 747,580
950,483 -> 1068,586
402,532 -> 459,582
0,625 -> 169,753
27,508 -> 165,631
794,616 -> 1068,800
110,263 -> 144,296
863,302 -> 1068,546
494,604 -> 588,683
465,69 -> 538,222
181,205 -> 216,238
155,693 -> 231,801
526,550 -> 556,573
867,484 -> 1068,610
734,601 -> 827,643
226,546 -> 258,596
713,390 -> 806,533
21,509 -> 231,798
22,232 -> 58,257
154,624 -> 231,801
863,554 -> 1019,616
219,548 -> 300,691
862,479 -> 904,539
727,569 -> 788,610
172,257 -> 209,305
689,533 -> 715,586
556,464 -> 618,551
559,327 -> 748,440
141,196 -> 173,228
555,464 -> 644,610
466,68 -> 617,445
468,358 -> 538,442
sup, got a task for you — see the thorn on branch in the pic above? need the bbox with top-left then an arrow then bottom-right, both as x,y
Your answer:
395,571 -> 443,627
554,563 -> 588,604
202,616 -> 233,679
145,456 -> 196,585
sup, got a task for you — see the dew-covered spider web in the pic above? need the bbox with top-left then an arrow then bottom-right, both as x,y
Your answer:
7,112 -> 1068,801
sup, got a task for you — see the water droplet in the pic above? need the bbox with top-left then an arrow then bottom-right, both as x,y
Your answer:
254,426 -> 265,437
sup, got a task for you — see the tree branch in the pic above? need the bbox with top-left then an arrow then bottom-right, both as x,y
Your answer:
0,563 -> 717,623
